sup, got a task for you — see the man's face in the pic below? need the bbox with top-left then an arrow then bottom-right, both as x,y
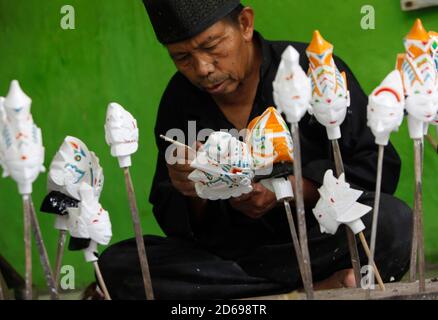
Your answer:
166,19 -> 251,96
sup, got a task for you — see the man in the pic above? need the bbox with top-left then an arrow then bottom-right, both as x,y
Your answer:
98,0 -> 412,300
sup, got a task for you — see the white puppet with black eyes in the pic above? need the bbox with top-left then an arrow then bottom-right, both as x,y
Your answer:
48,136 -> 111,299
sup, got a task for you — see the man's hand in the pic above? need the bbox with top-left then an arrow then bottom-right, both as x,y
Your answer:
229,176 -> 320,219
229,182 -> 278,219
166,142 -> 202,197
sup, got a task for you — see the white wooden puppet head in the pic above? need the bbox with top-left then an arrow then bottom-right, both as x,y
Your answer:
313,170 -> 371,235
188,131 -> 254,200
306,31 -> 350,140
367,70 -> 405,145
0,81 -> 45,194
104,102 -> 139,168
48,136 -> 103,200
399,20 -> 438,124
273,45 -> 312,124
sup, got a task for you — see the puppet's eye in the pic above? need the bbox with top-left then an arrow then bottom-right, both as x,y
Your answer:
318,214 -> 322,218
371,108 -> 375,112
75,155 -> 81,162
389,113 -> 395,116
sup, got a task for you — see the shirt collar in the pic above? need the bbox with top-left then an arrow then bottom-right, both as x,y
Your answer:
254,31 -> 272,82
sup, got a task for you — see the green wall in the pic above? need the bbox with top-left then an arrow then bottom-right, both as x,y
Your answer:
0,0 -> 437,291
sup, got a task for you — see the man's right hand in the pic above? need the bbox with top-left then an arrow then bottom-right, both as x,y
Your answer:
166,142 -> 202,197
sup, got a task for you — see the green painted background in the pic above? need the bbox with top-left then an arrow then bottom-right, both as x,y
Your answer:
0,0 -> 437,291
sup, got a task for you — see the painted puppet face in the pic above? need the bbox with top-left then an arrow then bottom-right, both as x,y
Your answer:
189,131 -> 253,200
4,139 -> 44,190
430,31 -> 438,126
399,20 -> 438,122
306,31 -> 350,129
405,90 -> 438,122
67,182 -> 112,245
67,205 -> 112,245
104,102 -> 139,159
367,70 -> 405,145
86,206 -> 112,245
0,82 -> 45,194
310,97 -> 349,128
313,170 -> 369,235
49,136 -> 103,200
313,199 -> 340,234
245,107 -> 294,174
273,45 -> 312,123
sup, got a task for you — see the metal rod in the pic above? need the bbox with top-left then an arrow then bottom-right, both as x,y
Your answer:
93,261 -> 111,300
22,195 -> 32,300
28,196 -> 59,300
123,167 -> 155,300
54,230 -> 67,289
331,139 -> 362,288
283,200 -> 308,293
290,123 -> 314,300
413,139 -> 426,292
358,232 -> 385,291
366,145 -> 384,298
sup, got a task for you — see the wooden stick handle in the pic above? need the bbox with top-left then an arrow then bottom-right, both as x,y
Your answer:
28,196 -> 59,300
93,261 -> 111,300
159,135 -> 196,152
425,134 -> 438,153
290,123 -> 314,300
123,167 -> 155,300
413,139 -> 426,292
359,232 -> 385,291
283,201 -> 305,271
54,230 -> 67,288
22,195 -> 32,300
331,140 -> 362,288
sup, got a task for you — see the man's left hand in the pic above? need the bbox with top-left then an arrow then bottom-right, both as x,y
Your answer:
229,182 -> 278,219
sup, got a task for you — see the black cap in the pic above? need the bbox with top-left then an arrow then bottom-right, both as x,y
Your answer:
143,0 -> 241,44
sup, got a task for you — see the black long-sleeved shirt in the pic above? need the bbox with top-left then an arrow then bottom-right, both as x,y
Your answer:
149,32 -> 401,259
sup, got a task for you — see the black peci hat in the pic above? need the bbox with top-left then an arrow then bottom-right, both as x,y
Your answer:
143,0 -> 242,44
